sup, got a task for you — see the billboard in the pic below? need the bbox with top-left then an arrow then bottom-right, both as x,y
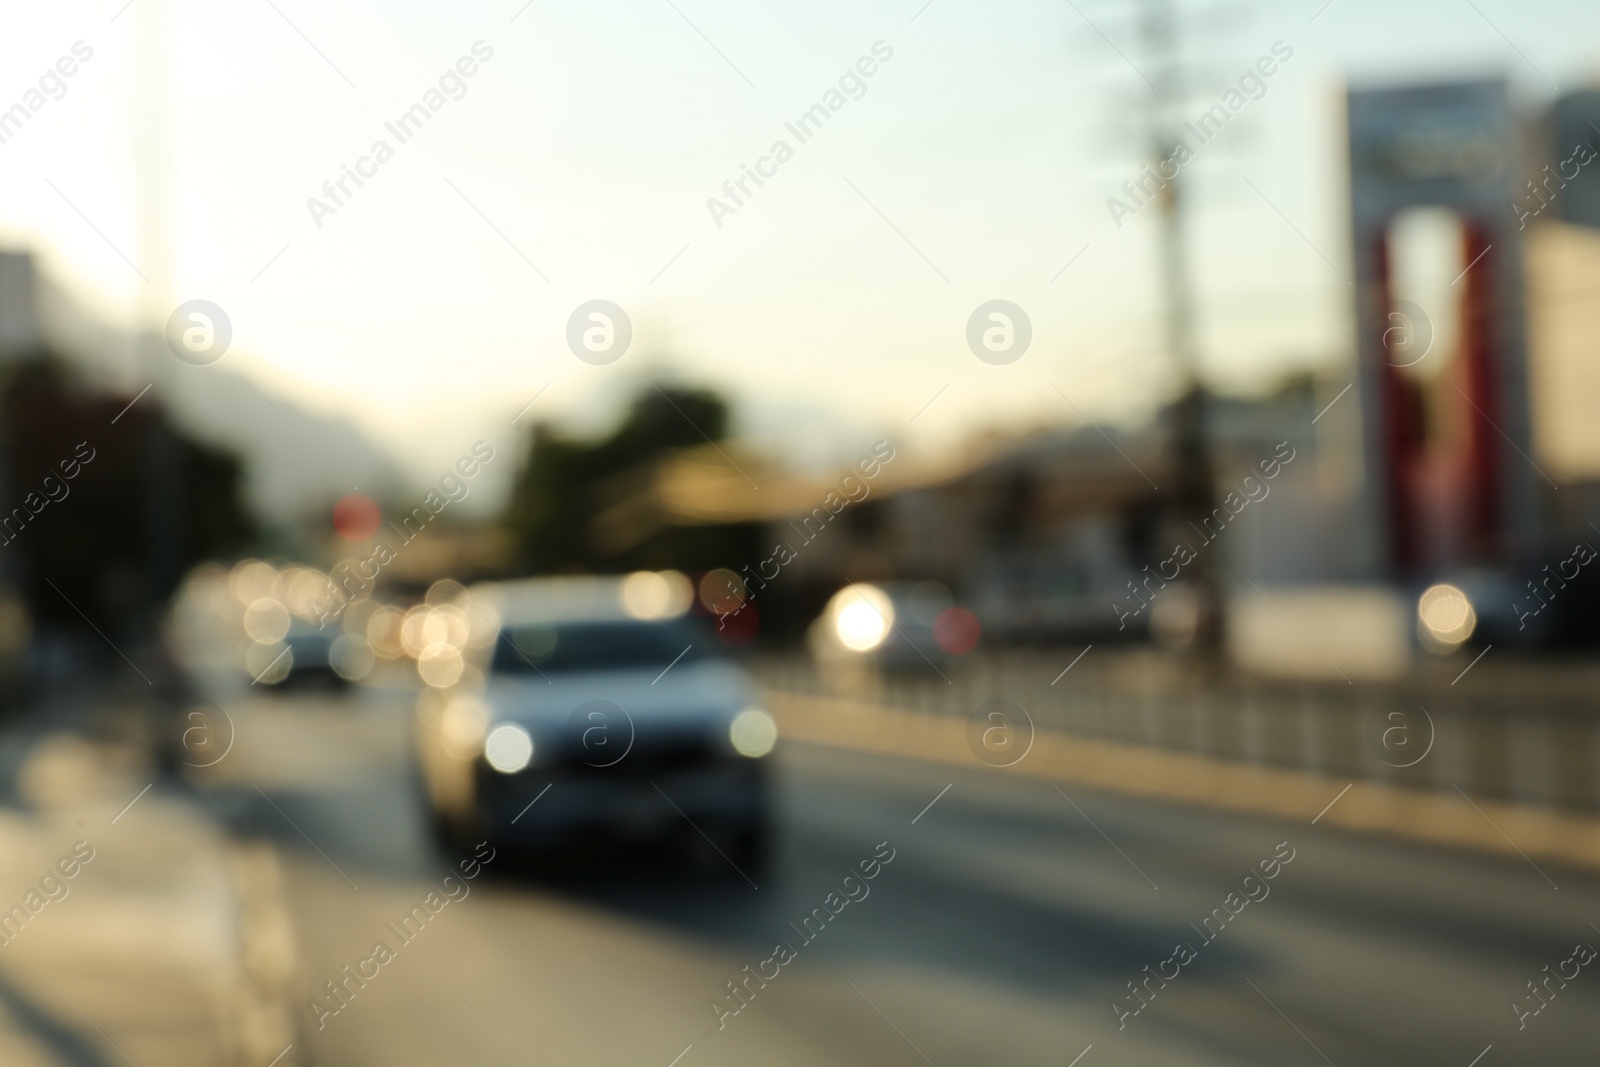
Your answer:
1346,79 -> 1541,579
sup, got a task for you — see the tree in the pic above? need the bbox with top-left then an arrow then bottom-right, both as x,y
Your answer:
503,384 -> 759,574
1,358 -> 255,641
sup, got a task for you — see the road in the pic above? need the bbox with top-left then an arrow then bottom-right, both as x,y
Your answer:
195,685 -> 1600,1067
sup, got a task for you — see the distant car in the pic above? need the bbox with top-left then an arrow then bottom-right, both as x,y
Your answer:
808,581 -> 978,688
415,576 -> 775,864
277,622 -> 346,688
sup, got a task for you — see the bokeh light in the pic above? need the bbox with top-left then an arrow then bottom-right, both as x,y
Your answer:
418,643 -> 464,687
933,607 -> 981,655
698,569 -> 745,616
242,597 -> 290,643
244,640 -> 291,683
623,570 -> 693,619
330,634 -> 375,681
229,560 -> 278,604
1418,583 -> 1476,652
333,494 -> 383,541
729,708 -> 778,758
366,605 -> 406,659
484,723 -> 534,773
831,584 -> 893,652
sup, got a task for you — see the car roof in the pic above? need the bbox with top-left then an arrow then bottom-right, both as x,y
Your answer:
468,576 -> 684,627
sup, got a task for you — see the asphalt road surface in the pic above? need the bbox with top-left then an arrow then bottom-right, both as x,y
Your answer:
201,686 -> 1600,1067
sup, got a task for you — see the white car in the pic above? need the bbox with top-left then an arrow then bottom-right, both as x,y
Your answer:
415,575 -> 776,864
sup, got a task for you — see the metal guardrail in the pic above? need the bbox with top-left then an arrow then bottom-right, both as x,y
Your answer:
752,650 -> 1600,813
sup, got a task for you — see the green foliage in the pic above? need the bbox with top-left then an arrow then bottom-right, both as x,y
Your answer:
503,384 -> 758,574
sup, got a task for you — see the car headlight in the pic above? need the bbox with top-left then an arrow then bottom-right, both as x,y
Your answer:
484,723 -> 534,773
1417,582 -> 1475,652
729,708 -> 777,758
831,584 -> 893,652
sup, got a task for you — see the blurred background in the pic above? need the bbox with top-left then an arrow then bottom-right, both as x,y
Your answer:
0,0 -> 1598,1064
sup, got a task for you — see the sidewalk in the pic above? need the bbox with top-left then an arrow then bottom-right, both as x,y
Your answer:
0,715 -> 301,1067
767,690 -> 1600,874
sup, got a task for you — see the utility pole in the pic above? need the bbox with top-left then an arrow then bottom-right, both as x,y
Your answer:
1136,0 -> 1222,656
135,0 -> 185,617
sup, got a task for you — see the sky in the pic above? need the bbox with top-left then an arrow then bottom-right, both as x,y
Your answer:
0,0 -> 1596,497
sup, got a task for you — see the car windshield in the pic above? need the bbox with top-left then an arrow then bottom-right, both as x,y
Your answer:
491,618 -> 708,674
